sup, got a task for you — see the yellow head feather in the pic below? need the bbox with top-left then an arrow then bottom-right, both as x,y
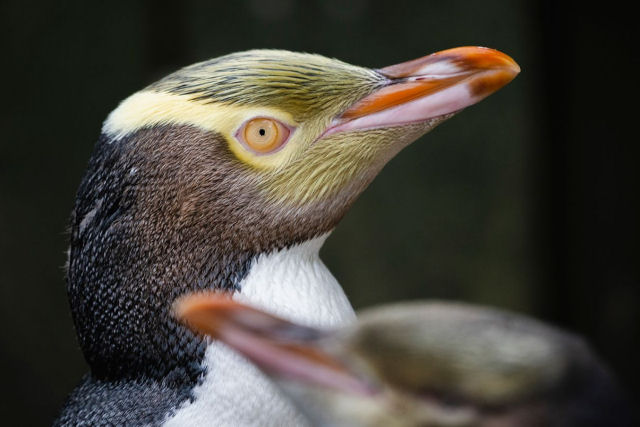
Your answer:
102,50 -> 443,205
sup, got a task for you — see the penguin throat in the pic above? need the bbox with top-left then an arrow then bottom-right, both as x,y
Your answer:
163,234 -> 355,426
236,232 -> 355,325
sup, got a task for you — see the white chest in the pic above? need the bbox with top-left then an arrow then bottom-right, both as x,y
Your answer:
163,234 -> 355,426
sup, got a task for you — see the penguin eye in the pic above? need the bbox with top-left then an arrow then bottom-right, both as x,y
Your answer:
237,117 -> 291,154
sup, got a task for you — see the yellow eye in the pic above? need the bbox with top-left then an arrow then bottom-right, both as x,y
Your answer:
239,118 -> 291,154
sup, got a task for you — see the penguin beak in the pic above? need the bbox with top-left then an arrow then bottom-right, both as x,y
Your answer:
325,46 -> 520,136
174,293 -> 373,395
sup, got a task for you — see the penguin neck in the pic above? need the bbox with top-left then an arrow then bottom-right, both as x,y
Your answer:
236,232 -> 355,326
68,126 -> 358,383
163,233 -> 355,426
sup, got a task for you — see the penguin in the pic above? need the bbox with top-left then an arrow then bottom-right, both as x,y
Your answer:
175,293 -> 634,427
56,47 -> 519,425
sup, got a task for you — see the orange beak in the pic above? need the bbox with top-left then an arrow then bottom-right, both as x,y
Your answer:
326,46 -> 520,136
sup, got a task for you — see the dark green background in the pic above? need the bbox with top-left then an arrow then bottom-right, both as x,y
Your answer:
1,1 -> 637,424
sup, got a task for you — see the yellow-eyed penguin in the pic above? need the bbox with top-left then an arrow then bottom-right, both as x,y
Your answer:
175,293 -> 633,427
56,47 -> 519,425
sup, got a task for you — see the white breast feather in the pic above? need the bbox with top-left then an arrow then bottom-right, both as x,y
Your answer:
163,233 -> 355,426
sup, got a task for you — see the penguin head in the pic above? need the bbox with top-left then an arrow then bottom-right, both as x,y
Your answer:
101,48 -> 519,246
67,48 -> 518,382
175,294 -> 631,427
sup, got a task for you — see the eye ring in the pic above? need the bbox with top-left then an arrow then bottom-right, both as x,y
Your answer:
235,117 -> 293,155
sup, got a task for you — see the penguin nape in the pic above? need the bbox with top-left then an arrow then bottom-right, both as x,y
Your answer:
57,47 -> 520,426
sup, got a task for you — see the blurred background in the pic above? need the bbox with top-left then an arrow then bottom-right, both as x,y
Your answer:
1,0 -> 637,424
